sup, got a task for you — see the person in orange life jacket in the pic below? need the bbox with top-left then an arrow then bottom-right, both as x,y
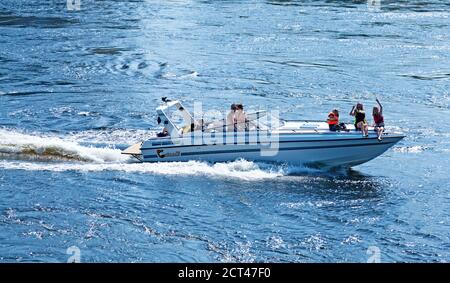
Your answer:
327,109 -> 340,131
373,98 -> 385,141
350,103 -> 369,137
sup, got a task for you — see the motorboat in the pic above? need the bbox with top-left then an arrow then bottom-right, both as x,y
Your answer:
122,98 -> 405,168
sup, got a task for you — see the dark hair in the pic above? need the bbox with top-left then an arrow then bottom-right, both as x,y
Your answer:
230,104 -> 237,110
356,103 -> 363,110
236,104 -> 244,110
373,106 -> 380,116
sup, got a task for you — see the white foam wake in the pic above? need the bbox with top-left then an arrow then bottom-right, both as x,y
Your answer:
66,129 -> 155,145
0,128 -> 284,180
0,128 -> 128,163
0,159 -> 282,181
393,146 -> 427,153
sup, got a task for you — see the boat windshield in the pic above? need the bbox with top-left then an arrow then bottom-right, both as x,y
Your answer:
199,111 -> 283,133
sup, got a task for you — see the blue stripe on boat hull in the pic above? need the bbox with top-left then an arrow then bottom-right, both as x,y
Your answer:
142,140 -> 398,160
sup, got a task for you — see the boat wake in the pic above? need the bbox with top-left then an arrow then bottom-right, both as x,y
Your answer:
0,128 -> 284,180
0,128 -> 128,163
0,159 -> 283,181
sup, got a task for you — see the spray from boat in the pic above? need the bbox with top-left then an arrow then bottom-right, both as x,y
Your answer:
0,128 -> 284,180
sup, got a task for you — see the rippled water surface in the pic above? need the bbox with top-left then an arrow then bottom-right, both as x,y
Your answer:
1,0 -> 450,262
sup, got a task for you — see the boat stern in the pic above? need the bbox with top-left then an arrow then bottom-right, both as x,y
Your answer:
121,142 -> 143,162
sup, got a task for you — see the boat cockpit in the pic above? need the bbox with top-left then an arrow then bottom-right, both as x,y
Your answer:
155,99 -> 282,138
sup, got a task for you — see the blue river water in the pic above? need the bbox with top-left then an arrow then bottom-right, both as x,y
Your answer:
1,0 -> 449,262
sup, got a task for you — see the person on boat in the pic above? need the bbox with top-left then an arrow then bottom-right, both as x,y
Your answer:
227,104 -> 237,131
235,103 -> 247,131
157,127 -> 169,137
350,103 -> 369,137
373,98 -> 385,141
327,109 -> 340,131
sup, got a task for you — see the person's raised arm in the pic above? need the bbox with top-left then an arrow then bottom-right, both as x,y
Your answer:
350,105 -> 356,116
376,98 -> 383,114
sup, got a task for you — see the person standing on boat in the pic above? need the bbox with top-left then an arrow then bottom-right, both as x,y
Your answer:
235,104 -> 247,131
373,98 -> 385,141
227,104 -> 237,131
350,103 -> 369,137
327,109 -> 340,131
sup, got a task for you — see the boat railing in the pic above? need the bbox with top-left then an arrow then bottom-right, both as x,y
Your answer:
283,119 -> 353,124
176,116 -> 273,146
283,119 -> 326,123
201,120 -> 266,133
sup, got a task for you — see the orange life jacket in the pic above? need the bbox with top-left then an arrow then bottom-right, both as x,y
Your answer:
327,112 -> 339,125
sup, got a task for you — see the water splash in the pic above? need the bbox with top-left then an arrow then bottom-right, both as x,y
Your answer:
67,129 -> 155,145
0,128 -> 127,163
0,159 -> 282,181
394,146 -> 427,153
0,128 -> 289,180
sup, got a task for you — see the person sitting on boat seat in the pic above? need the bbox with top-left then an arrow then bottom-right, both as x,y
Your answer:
350,103 -> 369,137
227,104 -> 237,132
157,127 -> 169,137
235,103 -> 247,131
327,109 -> 340,131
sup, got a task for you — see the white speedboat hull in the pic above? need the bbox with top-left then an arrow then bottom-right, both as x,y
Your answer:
134,133 -> 404,168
